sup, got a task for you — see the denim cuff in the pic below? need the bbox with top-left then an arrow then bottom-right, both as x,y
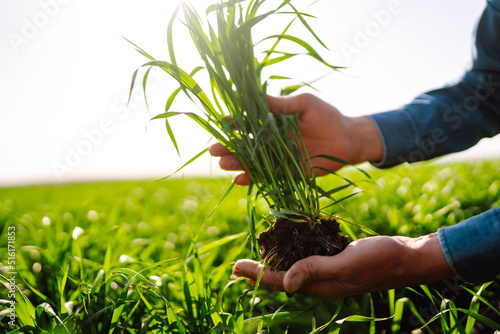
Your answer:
368,110 -> 420,168
438,207 -> 500,284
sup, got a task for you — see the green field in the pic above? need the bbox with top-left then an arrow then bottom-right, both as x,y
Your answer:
1,160 -> 499,333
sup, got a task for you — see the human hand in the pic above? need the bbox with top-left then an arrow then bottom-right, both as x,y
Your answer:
209,94 -> 384,185
232,233 -> 454,298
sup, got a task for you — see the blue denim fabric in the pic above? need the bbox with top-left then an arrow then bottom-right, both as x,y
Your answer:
368,0 -> 500,283
370,0 -> 500,168
438,208 -> 500,283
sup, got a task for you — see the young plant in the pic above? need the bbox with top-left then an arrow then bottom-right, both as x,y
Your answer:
129,0 -> 355,270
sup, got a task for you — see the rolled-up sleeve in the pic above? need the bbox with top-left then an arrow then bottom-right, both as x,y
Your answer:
367,1 -> 500,284
369,0 -> 500,168
438,207 -> 500,283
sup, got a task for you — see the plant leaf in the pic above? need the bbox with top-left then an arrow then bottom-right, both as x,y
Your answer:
156,147 -> 209,181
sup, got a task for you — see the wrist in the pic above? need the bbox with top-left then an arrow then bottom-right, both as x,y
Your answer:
404,233 -> 455,284
347,116 -> 384,164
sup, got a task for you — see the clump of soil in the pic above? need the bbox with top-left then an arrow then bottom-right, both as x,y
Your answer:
257,217 -> 349,271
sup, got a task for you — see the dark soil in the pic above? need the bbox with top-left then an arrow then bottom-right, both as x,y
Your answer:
257,217 -> 350,271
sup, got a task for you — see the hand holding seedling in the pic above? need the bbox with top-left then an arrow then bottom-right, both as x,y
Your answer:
233,233 -> 454,298
133,0 -> 500,303
209,94 -> 384,185
209,93 -> 455,297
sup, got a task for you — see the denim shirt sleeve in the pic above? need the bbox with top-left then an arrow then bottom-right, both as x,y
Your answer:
369,0 -> 500,168
438,207 -> 500,283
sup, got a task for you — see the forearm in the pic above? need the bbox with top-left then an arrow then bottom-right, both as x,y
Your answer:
390,208 -> 500,287
369,73 -> 500,168
367,0 -> 500,169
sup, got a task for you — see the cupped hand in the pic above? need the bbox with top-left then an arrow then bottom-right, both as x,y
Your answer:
209,94 -> 383,185
232,233 -> 454,298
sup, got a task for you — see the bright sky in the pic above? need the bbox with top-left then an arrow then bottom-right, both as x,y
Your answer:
1,0 -> 498,186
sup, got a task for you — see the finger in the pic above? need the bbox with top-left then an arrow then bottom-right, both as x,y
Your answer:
233,259 -> 286,292
283,255 -> 346,294
233,172 -> 251,186
209,143 -> 231,157
267,94 -> 312,115
297,280 -> 355,299
219,155 -> 245,171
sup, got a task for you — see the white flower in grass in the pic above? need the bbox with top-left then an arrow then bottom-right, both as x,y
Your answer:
150,275 -> 162,287
87,210 -> 99,222
72,226 -> 84,240
42,216 -> 51,226
65,301 -> 74,315
164,241 -> 175,250
250,297 -> 261,305
206,226 -> 219,236
396,185 -> 408,197
119,254 -> 134,263
33,262 -> 42,272
41,302 -> 57,316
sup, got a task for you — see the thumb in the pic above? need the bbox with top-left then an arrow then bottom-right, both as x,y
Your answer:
267,94 -> 309,116
283,255 -> 343,294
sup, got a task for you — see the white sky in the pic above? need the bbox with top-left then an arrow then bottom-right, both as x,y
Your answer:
0,0 -> 498,186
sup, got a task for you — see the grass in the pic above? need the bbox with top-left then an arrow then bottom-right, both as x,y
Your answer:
128,0 -> 353,236
1,160 -> 500,333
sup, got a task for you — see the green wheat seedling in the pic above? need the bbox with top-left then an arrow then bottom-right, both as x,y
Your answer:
128,0 -> 365,266
1,164 -> 500,332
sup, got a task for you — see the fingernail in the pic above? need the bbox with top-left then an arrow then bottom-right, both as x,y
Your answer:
287,272 -> 303,294
232,266 -> 241,276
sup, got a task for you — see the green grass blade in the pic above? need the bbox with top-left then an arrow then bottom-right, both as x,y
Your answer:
455,308 -> 500,331
58,265 -> 69,315
153,111 -> 228,144
462,284 -> 500,318
19,274 -> 55,306
391,297 -> 432,334
464,283 -> 494,332
128,68 -> 139,106
162,66 -> 204,159
317,184 -> 354,198
259,34 -> 338,70
269,207 -> 289,219
123,37 -> 155,61
207,0 -> 247,15
232,9 -> 277,38
286,3 -> 327,49
167,5 -> 180,65
156,147 -> 209,181
197,232 -> 247,255
103,244 -> 112,272
321,192 -> 361,210
308,299 -> 344,333
142,67 -> 152,115
311,154 -> 372,179
140,60 -> 219,119
165,119 -> 180,158
201,176 -> 241,230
